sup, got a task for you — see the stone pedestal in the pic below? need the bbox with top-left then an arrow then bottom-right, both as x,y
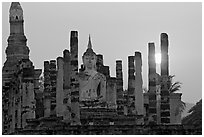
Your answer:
170,93 -> 182,124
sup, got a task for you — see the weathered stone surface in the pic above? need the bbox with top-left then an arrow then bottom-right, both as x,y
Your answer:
170,93 -> 182,124
70,31 -> 80,125
56,57 -> 64,117
127,56 -> 135,115
148,43 -> 157,123
160,33 -> 170,124
106,77 -> 117,109
96,54 -> 103,73
135,52 -> 144,116
63,49 -> 71,122
116,60 -> 124,115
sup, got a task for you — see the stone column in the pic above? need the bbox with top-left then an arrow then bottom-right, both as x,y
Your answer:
160,33 -> 170,124
49,60 -> 57,116
116,60 -> 124,115
128,56 -> 135,114
63,49 -> 71,122
56,57 -> 64,117
70,31 -> 80,125
34,69 -> 43,118
96,54 -> 103,73
102,65 -> 110,78
44,61 -> 51,117
106,77 -> 117,109
135,52 -> 144,115
148,42 -> 157,123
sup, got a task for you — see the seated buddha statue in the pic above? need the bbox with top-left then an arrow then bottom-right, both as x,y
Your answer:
79,35 -> 106,107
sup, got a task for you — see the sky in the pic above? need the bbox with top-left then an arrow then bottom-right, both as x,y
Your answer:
2,2 -> 202,104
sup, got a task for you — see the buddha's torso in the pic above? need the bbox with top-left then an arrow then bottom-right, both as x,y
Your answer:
79,70 -> 106,101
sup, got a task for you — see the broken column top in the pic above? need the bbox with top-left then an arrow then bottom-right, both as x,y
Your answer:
148,42 -> 155,51
161,33 -> 168,40
63,49 -> 70,55
97,54 -> 103,64
57,57 -> 63,61
71,31 -> 78,37
135,52 -> 142,72
63,49 -> 70,60
135,51 -> 141,58
116,60 -> 122,63
97,54 -> 103,59
128,56 -> 135,60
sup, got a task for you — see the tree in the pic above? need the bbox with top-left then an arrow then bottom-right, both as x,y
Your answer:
182,99 -> 202,128
168,75 -> 186,115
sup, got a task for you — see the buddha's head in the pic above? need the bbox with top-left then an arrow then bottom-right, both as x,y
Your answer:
82,35 -> 97,70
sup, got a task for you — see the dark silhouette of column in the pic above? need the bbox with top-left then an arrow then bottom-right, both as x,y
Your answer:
106,77 -> 117,109
160,33 -> 170,124
44,61 -> 51,117
63,50 -> 72,123
116,60 -> 124,115
70,31 -> 80,125
128,56 -> 135,115
135,52 -> 143,116
49,60 -> 57,116
56,57 -> 64,117
96,54 -> 103,73
148,43 -> 157,123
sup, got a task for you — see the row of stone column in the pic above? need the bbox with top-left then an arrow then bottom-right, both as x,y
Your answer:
44,31 -> 80,125
147,33 -> 170,124
127,52 -> 144,116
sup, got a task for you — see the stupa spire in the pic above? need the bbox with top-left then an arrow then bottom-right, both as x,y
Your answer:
88,34 -> 92,49
9,2 -> 23,21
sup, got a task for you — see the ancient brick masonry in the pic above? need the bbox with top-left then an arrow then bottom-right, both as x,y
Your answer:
3,59 -> 41,134
62,50 -> 72,122
127,56 -> 135,115
43,60 -> 57,117
170,93 -> 182,124
96,54 -> 104,73
43,61 -> 51,117
2,3 -> 43,134
56,57 -> 64,117
106,77 -> 117,109
160,33 -> 170,123
2,3 -> 29,132
49,60 -> 57,116
116,60 -> 124,115
70,31 -> 80,125
148,43 -> 157,123
134,52 -> 143,116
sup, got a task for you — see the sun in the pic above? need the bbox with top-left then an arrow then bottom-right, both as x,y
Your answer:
155,53 -> 161,64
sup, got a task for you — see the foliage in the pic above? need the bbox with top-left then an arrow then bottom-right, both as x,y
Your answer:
182,99 -> 202,128
168,75 -> 186,115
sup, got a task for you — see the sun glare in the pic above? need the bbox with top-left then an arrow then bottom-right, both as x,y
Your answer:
155,53 -> 161,64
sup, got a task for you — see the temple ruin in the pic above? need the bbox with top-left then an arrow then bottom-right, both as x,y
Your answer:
2,2 -> 196,135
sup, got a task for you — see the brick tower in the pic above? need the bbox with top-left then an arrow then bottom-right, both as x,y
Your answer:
3,2 -> 29,83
